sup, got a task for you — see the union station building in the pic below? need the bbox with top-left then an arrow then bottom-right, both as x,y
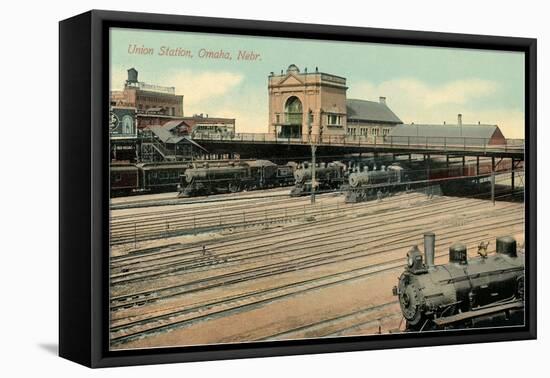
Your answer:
268,64 -> 402,139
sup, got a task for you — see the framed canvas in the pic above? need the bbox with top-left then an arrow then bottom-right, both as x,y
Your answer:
59,10 -> 537,368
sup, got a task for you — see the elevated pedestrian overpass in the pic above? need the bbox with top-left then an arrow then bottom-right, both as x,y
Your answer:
192,133 -> 525,161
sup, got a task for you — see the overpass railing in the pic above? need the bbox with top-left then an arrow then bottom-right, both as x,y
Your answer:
192,133 -> 525,153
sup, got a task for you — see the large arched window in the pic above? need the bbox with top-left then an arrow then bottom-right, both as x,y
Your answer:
284,96 -> 303,125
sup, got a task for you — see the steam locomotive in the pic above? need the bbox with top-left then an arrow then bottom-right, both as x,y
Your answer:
393,233 -> 525,331
177,160 -> 295,197
289,161 -> 347,196
344,164 -> 406,203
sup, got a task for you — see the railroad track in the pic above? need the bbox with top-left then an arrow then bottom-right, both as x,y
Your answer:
110,192 -> 344,245
253,301 -> 401,341
111,188 -> 300,221
108,191 -> 473,263
110,228 -> 523,347
323,313 -> 403,338
110,255 -> 412,346
110,187 -> 443,245
110,187 -> 293,210
110,176 -> 522,245
110,214 -> 522,314
109,193 -> 448,280
109,196 -> 522,286
108,192 -> 427,262
109,189 -> 524,348
110,193 -> 431,271
110,217 -> 524,332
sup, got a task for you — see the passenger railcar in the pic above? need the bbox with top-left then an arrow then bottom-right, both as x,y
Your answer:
110,164 -> 139,196
137,162 -> 191,193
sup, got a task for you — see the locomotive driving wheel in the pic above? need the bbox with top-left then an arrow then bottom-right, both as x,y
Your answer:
517,275 -> 525,300
228,182 -> 240,193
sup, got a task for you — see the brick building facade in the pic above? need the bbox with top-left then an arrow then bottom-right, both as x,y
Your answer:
268,65 -> 348,139
110,68 -> 184,117
268,65 -> 402,139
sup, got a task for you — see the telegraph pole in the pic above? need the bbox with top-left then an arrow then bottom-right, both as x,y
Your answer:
310,113 -> 317,204
311,143 -> 317,204
491,171 -> 495,205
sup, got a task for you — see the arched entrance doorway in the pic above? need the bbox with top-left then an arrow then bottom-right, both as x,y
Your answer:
281,96 -> 303,138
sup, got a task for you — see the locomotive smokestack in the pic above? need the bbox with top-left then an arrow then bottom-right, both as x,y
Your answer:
424,232 -> 435,269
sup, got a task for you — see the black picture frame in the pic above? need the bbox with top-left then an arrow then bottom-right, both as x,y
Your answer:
59,9 -> 537,368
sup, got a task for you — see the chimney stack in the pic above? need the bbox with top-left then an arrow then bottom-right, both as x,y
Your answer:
379,96 -> 387,105
457,114 -> 463,127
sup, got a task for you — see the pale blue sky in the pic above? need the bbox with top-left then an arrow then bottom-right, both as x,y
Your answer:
110,28 -> 525,138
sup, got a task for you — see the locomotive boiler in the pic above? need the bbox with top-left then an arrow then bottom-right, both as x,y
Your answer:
344,164 -> 406,203
178,160 -> 295,197
290,161 -> 347,196
393,233 -> 525,331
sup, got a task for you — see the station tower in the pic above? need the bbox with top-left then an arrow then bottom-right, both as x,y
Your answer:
268,65 -> 348,139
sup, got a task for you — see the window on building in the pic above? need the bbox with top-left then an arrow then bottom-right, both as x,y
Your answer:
372,128 -> 380,136
284,96 -> 303,124
327,114 -> 342,126
382,128 -> 390,136
276,114 -> 280,124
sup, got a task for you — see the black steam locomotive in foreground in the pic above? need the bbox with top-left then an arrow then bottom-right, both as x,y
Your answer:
393,233 -> 524,332
177,160 -> 295,197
